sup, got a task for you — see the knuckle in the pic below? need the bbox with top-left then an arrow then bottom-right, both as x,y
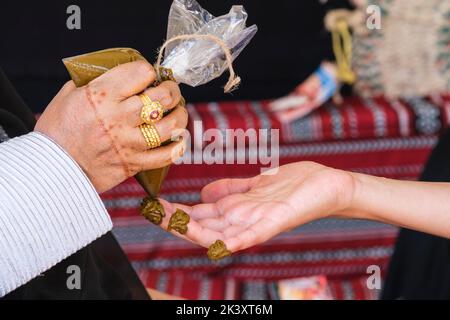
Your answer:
173,116 -> 183,131
159,85 -> 172,97
62,80 -> 75,92
157,88 -> 172,106
166,117 -> 178,132
166,110 -> 188,132
161,150 -> 175,166
179,108 -> 189,128
163,154 -> 173,166
129,161 -> 144,174
166,80 -> 180,96
172,140 -> 186,161
135,61 -> 156,81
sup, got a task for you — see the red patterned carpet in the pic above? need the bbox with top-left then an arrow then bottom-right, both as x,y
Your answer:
102,95 -> 450,299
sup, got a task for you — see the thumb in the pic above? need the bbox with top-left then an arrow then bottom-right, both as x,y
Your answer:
201,176 -> 259,203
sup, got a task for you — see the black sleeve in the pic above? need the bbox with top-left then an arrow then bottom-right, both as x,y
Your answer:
0,67 -> 36,131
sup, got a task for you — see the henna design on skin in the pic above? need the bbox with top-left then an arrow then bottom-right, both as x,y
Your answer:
85,85 -> 131,177
95,91 -> 107,105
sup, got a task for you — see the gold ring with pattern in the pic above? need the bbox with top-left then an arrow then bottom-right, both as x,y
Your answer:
139,94 -> 164,124
139,123 -> 161,149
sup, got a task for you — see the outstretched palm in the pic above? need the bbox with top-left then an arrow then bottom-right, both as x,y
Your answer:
159,162 -> 354,252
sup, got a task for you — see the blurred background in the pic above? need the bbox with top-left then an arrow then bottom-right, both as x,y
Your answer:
0,0 -> 350,112
1,0 -> 449,300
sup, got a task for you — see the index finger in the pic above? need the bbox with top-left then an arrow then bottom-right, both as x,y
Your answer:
159,200 -> 221,220
90,60 -> 156,101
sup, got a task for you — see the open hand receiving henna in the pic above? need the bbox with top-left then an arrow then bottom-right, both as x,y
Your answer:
158,161 -> 356,253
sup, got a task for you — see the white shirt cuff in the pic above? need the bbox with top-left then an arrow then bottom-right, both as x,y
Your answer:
0,132 -> 112,296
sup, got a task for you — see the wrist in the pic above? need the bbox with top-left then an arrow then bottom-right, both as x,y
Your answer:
326,169 -> 361,219
346,171 -> 363,216
341,171 -> 380,220
302,166 -> 359,220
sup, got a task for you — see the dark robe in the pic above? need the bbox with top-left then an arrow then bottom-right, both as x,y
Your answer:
0,67 -> 149,300
382,128 -> 450,299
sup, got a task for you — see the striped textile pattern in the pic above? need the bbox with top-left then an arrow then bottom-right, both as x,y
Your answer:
185,95 -> 450,144
103,95 -> 450,299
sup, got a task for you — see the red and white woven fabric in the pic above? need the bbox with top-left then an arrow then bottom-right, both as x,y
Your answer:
102,94 -> 450,300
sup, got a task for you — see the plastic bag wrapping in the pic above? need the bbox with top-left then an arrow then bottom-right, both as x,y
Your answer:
161,0 -> 257,87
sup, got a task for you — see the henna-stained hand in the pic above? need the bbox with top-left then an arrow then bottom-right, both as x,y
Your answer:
35,61 -> 188,193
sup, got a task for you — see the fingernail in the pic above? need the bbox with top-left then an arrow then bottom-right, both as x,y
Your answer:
161,97 -> 172,107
